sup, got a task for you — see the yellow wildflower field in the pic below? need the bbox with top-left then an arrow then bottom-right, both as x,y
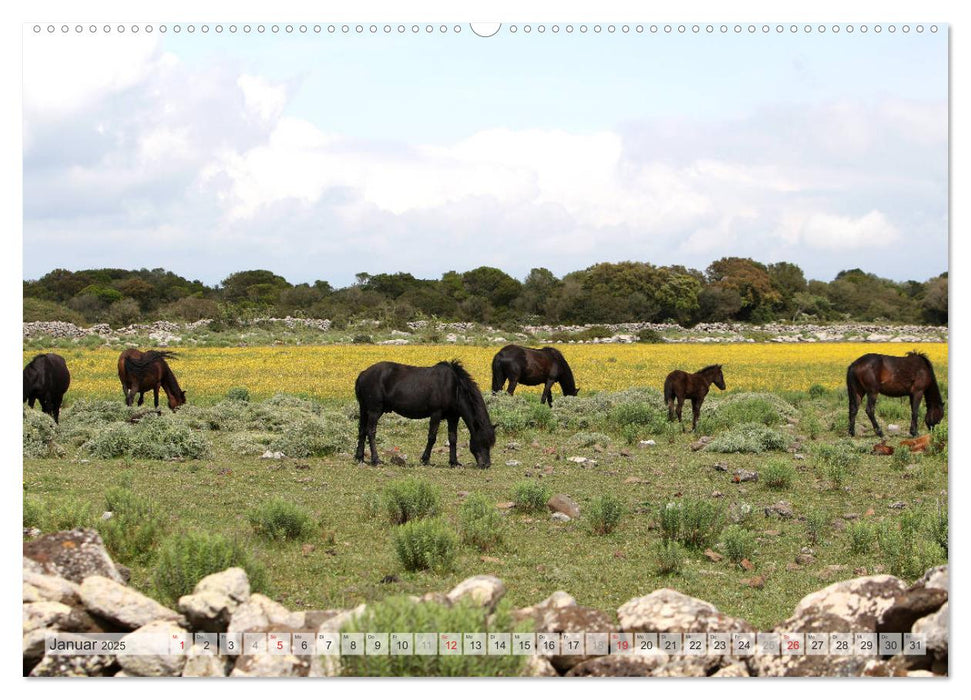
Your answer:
28,343 -> 948,404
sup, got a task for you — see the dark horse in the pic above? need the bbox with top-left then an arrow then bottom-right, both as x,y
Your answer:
117,349 -> 186,411
355,360 -> 496,468
24,353 -> 71,423
664,365 -> 726,432
847,352 -> 944,438
491,345 -> 578,407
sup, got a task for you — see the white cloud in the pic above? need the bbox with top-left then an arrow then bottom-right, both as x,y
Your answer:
237,74 -> 288,124
779,210 -> 900,250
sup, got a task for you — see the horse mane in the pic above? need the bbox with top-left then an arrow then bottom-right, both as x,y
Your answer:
698,364 -> 722,375
161,363 -> 184,398
446,360 -> 493,434
124,350 -> 179,380
542,347 -> 577,394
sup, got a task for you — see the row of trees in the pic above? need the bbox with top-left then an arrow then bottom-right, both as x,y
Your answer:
23,258 -> 948,327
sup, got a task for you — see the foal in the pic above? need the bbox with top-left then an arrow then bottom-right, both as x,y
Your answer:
664,365 -> 726,432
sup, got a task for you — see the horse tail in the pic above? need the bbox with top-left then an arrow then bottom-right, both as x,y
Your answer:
845,361 -> 862,401
491,352 -> 505,393
663,374 -> 675,404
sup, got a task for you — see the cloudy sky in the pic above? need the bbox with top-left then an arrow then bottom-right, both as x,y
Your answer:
22,25 -> 947,287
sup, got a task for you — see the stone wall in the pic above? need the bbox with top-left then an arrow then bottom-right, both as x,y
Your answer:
23,529 -> 947,677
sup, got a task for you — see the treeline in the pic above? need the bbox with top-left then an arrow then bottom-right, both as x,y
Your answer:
23,258 -> 948,327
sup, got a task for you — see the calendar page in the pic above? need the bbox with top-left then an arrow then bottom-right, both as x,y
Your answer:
21,6 -> 950,682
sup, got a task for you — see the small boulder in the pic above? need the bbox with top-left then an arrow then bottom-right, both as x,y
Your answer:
446,575 -> 506,613
23,529 -> 126,584
117,620 -> 188,677
178,567 -> 252,632
80,576 -> 183,631
547,494 -> 581,519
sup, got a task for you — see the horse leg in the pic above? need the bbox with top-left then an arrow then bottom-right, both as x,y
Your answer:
676,397 -> 685,431
691,399 -> 701,432
506,377 -> 519,397
421,413 -> 442,465
542,379 -> 555,407
865,393 -> 883,438
366,412 -> 382,465
124,387 -> 135,407
355,410 -> 368,462
909,392 -> 923,437
52,398 -> 61,424
446,416 -> 461,467
28,396 -> 36,409
137,391 -> 145,406
153,387 -> 160,409
847,388 -> 861,437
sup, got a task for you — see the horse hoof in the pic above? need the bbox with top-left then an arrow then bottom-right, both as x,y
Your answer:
449,462 -> 461,468
420,459 -> 431,466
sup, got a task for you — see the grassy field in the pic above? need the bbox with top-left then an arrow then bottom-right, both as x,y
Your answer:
22,343 -> 948,630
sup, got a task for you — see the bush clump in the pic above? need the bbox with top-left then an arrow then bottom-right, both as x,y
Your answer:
459,493 -> 504,552
268,414 -> 350,458
705,423 -> 787,454
482,394 -> 553,433
847,521 -> 877,555
23,408 -> 60,458
654,540 -> 687,575
512,481 -> 550,513
248,498 -> 316,541
225,387 -> 251,402
392,518 -> 458,572
83,414 -> 210,460
721,525 -> 757,564
707,393 -> 796,428
383,478 -> 441,525
340,597 -> 529,676
97,486 -> 168,565
761,459 -> 795,489
152,530 -> 269,606
587,494 -> 624,535
658,499 -> 725,549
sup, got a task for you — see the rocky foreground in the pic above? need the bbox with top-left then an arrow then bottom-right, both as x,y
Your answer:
23,529 -> 947,678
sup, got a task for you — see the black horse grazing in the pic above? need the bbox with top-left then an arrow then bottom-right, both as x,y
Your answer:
23,353 -> 71,423
663,365 -> 726,432
355,360 -> 496,468
491,345 -> 578,407
847,352 -> 944,438
117,349 -> 186,411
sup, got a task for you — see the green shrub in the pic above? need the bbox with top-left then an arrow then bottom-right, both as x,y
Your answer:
847,521 -> 877,555
512,481 -> 550,513
930,422 -> 947,457
891,445 -> 910,471
654,540 -> 687,575
459,494 -> 504,552
931,501 -> 948,553
637,328 -> 665,344
729,502 -> 756,529
708,393 -> 796,428
352,334 -> 374,344
805,510 -> 829,546
588,494 -> 624,535
877,520 -> 946,581
152,530 -> 268,606
97,486 -> 168,565
339,597 -> 529,676
609,402 -> 667,433
658,499 -> 725,549
248,499 -> 316,541
705,423 -> 787,454
23,408 -> 61,458
482,394 -> 553,433
721,525 -> 757,564
23,494 -> 42,529
83,415 -> 211,460
383,478 -> 441,525
268,415 -> 350,457
225,387 -> 251,402
762,459 -> 795,489
815,441 -> 860,489
808,384 -> 828,399
392,518 -> 458,572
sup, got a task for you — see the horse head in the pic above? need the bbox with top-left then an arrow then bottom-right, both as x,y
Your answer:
713,365 -> 726,391
168,388 -> 187,412
470,422 -> 496,468
925,403 -> 944,430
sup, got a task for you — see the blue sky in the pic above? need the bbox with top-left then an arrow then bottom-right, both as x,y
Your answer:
22,24 -> 948,287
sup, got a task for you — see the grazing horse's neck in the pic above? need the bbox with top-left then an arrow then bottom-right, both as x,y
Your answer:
161,366 -> 181,397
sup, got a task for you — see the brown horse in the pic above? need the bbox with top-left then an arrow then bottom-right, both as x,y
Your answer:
117,349 -> 186,411
664,365 -> 726,432
847,352 -> 944,438
491,345 -> 578,407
